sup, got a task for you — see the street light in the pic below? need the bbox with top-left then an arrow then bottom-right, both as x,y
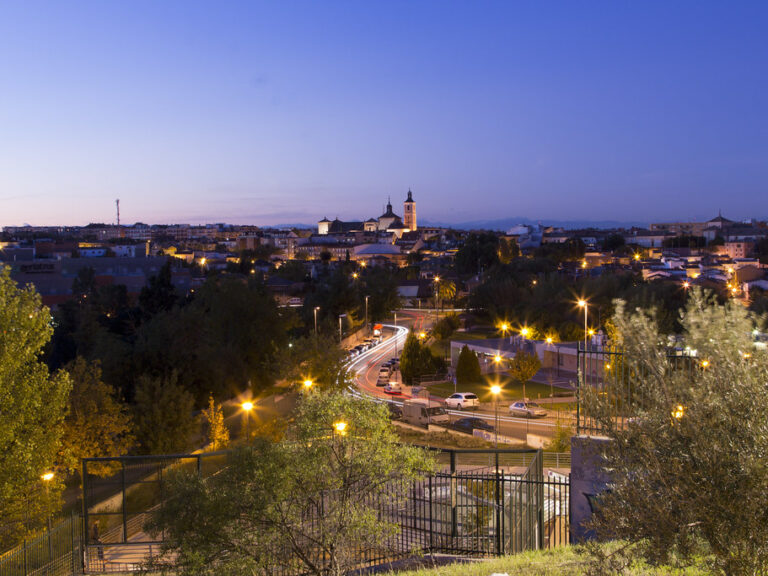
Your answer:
578,299 -> 588,352
500,322 -> 510,338
314,306 -> 320,335
394,312 -> 398,356
41,472 -> 54,482
520,327 -> 530,339
672,404 -> 685,420
490,385 -> 501,448
333,421 -> 348,436
303,379 -> 313,390
365,295 -> 370,331
242,401 -> 254,440
433,276 -> 441,320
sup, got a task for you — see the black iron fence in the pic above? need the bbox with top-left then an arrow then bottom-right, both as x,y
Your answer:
0,514 -> 82,576
2,448 -> 571,575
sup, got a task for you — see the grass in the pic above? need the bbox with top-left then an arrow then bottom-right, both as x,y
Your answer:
386,546 -> 713,576
394,427 -> 501,450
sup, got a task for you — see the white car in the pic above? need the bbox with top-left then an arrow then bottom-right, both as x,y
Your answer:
509,401 -> 548,418
444,392 -> 480,410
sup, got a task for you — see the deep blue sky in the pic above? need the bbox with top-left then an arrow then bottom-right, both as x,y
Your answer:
1,1 -> 767,227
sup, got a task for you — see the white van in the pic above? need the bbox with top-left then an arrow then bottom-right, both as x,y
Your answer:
402,398 -> 450,427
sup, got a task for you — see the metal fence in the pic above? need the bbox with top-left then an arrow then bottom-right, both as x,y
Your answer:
3,448 -> 571,575
0,514 -> 82,576
577,345 -> 699,434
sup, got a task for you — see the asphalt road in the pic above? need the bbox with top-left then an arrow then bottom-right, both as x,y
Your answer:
347,318 -> 561,442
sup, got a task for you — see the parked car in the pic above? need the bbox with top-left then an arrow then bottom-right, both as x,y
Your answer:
444,392 -> 480,410
509,401 -> 548,418
452,417 -> 494,434
376,373 -> 389,386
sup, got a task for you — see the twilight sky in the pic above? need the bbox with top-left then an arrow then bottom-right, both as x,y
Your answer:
1,1 -> 767,227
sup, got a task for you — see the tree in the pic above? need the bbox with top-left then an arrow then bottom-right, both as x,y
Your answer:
146,392 -> 435,576
584,291 -> 768,575
455,232 -> 500,276
139,261 -> 178,318
399,331 -> 439,384
498,236 -> 520,264
456,345 -> 481,386
279,335 -> 351,392
438,280 -> 457,309
0,266 -> 71,548
508,350 -> 541,401
133,372 -> 196,454
58,358 -> 134,477
202,395 -> 229,451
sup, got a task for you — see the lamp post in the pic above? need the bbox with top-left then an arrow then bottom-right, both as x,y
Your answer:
433,276 -> 440,320
242,401 -> 254,440
394,312 -> 398,356
303,379 -> 313,391
490,385 -> 501,448
365,295 -> 369,332
578,299 -> 588,352
314,306 -> 320,335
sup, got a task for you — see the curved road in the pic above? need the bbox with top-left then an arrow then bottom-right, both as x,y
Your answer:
347,319 -> 560,442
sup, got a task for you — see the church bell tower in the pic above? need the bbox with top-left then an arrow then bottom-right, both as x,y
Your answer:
403,189 -> 417,231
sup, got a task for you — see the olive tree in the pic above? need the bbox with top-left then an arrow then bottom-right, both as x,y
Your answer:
146,392 -> 435,576
584,290 -> 768,575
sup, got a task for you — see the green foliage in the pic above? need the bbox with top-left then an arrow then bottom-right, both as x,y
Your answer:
584,290 -> 768,575
0,266 -> 71,549
509,350 -> 541,400
545,421 -> 573,453
59,358 -> 134,477
400,331 -> 441,384
456,345 -> 481,385
662,234 -> 706,249
455,232 -> 500,276
601,233 -> 626,252
498,236 -> 520,264
202,395 -> 229,451
145,392 -> 435,576
133,372 -> 196,454
139,261 -> 178,318
432,314 -> 460,341
279,335 -> 351,392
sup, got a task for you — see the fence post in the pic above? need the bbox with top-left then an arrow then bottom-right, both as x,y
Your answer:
121,462 -> 128,543
71,512 -> 77,575
538,450 -> 545,549
428,475 -> 433,551
23,539 -> 28,576
495,452 -> 501,556
450,451 -> 457,540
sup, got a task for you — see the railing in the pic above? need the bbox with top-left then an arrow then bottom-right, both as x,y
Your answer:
0,514 -> 82,576
78,448 -> 570,574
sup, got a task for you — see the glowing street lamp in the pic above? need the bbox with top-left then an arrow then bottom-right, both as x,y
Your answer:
303,379 -> 313,390
41,472 -> 54,482
490,384 -> 502,447
314,306 -> 321,335
333,421 -> 348,436
672,404 -> 685,420
578,299 -> 588,352
242,401 -> 254,440
546,336 -> 553,345
520,327 -> 530,339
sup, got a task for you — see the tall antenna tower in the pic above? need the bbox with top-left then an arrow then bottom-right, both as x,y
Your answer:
116,199 -> 124,238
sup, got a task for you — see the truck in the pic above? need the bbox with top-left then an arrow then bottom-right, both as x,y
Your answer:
402,398 -> 450,428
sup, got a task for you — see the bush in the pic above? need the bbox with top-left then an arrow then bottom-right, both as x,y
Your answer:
456,345 -> 481,385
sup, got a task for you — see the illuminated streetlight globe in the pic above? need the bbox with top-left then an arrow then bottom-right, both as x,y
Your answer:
303,379 -> 313,389
493,355 -> 502,364
242,401 -> 254,412
520,327 -> 530,337
578,299 -> 587,308
546,337 -> 553,344
490,385 -> 501,395
41,472 -> 54,482
334,421 -> 348,434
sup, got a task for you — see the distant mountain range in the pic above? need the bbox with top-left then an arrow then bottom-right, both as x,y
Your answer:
271,217 -> 650,231
418,217 -> 649,231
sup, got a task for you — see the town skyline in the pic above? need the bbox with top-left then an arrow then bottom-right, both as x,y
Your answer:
2,1 -> 768,226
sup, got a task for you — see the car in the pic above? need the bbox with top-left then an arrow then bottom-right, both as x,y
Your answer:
383,381 -> 403,395
452,417 -> 494,434
444,392 -> 480,410
508,401 -> 548,418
